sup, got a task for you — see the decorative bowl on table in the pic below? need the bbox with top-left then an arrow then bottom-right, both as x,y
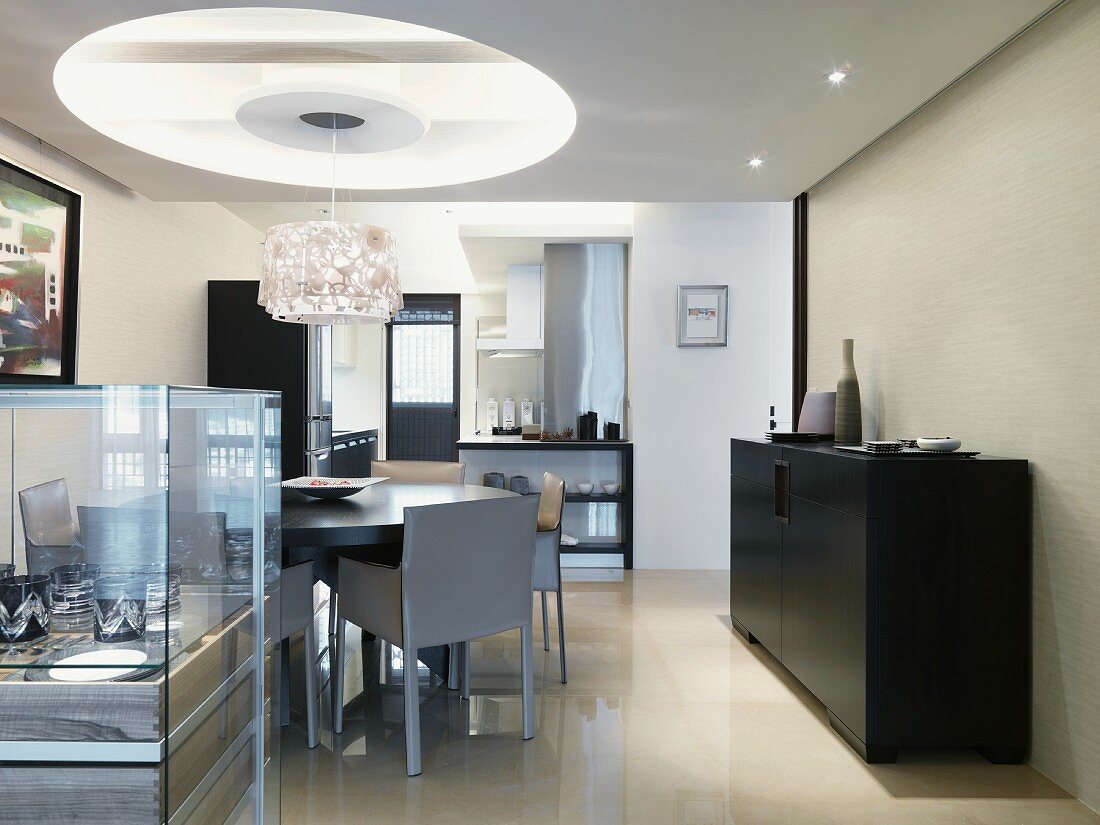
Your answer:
282,476 -> 382,500
601,482 -> 621,496
916,437 -> 962,453
576,482 -> 594,496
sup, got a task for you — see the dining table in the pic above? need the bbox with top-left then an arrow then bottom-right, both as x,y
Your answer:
280,480 -> 516,550
280,480 -> 518,682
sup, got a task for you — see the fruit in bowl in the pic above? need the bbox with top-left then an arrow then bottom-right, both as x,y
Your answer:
282,476 -> 377,499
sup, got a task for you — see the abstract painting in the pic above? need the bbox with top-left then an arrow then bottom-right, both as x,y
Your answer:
0,157 -> 80,383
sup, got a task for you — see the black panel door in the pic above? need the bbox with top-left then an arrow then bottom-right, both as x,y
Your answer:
386,295 -> 460,461
730,475 -> 783,656
782,496 -> 870,740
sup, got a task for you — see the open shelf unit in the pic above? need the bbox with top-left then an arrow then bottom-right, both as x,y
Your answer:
457,439 -> 633,568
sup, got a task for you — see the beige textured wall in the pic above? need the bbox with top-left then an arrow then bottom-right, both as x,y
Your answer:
807,0 -> 1100,809
0,121 -> 264,385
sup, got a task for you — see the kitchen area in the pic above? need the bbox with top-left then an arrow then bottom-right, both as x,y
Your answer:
460,242 -> 633,568
210,236 -> 634,571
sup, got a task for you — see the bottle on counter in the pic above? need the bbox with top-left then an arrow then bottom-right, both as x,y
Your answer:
503,397 -> 516,429
486,397 -> 499,429
520,398 -> 534,426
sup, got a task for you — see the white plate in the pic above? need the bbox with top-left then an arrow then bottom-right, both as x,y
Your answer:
48,649 -> 149,682
281,476 -> 388,489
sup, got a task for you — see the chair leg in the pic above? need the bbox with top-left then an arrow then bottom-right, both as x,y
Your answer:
447,642 -> 460,690
461,640 -> 470,701
540,591 -> 550,652
520,623 -> 535,741
303,621 -> 320,749
403,644 -> 422,776
556,588 -> 568,684
279,640 -> 291,727
327,591 -> 338,638
332,617 -> 346,735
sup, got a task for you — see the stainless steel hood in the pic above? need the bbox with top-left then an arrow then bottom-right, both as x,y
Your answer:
542,243 -> 626,435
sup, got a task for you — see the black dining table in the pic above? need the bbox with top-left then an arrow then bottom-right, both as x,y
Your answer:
281,480 -> 517,680
280,480 -> 516,550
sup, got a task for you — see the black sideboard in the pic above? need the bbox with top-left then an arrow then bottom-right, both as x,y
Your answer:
729,438 -> 1030,763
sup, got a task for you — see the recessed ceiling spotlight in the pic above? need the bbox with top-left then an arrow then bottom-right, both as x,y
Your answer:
748,157 -> 764,168
826,67 -> 850,84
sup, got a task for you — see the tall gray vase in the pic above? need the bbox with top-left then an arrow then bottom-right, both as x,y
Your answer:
834,338 -> 862,445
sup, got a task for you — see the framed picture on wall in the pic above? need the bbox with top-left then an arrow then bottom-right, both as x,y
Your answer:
0,155 -> 81,384
677,284 -> 728,347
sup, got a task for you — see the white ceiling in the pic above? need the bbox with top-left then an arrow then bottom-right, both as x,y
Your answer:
225,201 -> 631,294
1,0 -> 1052,202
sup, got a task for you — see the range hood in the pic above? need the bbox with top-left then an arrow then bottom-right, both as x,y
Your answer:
476,265 -> 543,357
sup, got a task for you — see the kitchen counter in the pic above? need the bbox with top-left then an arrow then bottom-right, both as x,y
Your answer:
458,435 -> 632,451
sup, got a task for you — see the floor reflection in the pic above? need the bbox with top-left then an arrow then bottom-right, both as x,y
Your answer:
280,570 -> 1100,825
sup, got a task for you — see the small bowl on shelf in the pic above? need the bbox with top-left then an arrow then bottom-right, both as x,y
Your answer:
576,482 -> 594,496
600,482 -> 621,496
916,437 -> 962,453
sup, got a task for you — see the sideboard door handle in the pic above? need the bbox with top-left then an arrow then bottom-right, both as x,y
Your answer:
774,460 -> 790,524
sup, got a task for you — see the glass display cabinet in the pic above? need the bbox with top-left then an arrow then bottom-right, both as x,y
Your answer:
0,386 -> 281,825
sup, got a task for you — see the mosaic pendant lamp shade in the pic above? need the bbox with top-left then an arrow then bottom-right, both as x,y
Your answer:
258,221 -> 403,324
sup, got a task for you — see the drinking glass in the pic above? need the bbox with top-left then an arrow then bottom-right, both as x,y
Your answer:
93,575 -> 147,643
48,563 -> 101,623
0,574 -> 50,651
132,562 -> 182,632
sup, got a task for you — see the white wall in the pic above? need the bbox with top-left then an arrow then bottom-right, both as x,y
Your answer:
0,122 -> 264,385
630,202 -> 791,569
332,324 -> 385,434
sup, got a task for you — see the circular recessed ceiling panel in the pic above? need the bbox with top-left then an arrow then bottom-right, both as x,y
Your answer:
53,8 -> 577,190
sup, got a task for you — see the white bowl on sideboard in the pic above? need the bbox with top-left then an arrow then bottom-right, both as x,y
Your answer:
576,482 -> 594,495
916,437 -> 962,452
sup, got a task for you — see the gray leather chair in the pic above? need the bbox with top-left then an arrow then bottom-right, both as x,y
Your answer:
280,562 -> 321,749
370,460 -> 466,484
333,494 -> 540,776
325,459 -> 467,640
18,479 -> 82,574
534,472 -> 567,683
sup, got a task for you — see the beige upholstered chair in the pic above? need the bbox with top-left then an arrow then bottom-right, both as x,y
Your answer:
371,460 -> 466,484
534,472 -> 567,682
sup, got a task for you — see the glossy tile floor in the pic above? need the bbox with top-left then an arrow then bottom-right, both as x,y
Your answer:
281,570 -> 1100,824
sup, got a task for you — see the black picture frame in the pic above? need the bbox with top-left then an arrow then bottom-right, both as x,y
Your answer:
0,155 -> 81,384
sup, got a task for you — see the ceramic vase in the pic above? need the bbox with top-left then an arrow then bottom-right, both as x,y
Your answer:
834,339 -> 862,445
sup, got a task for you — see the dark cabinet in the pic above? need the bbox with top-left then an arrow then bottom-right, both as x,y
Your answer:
729,438 -> 1029,764
782,495 -> 869,742
729,475 -> 782,656
331,430 -> 379,477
